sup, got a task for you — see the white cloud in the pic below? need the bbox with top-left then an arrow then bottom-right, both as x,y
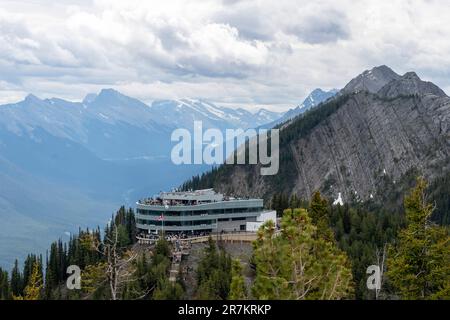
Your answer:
0,0 -> 449,111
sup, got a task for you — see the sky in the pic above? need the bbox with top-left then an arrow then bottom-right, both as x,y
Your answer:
0,0 -> 450,111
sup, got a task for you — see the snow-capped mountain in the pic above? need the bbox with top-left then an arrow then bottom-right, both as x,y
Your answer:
260,88 -> 338,129
0,90 -> 283,160
149,98 -> 283,130
298,88 -> 339,111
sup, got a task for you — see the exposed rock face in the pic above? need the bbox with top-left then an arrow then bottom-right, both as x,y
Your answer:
342,65 -> 401,94
288,91 -> 450,201
189,66 -> 450,203
378,72 -> 447,98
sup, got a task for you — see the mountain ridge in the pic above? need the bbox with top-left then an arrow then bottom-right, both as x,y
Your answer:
260,88 -> 338,129
181,66 -> 450,210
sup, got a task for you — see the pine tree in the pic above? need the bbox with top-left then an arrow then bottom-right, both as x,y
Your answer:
153,279 -> 184,300
82,262 -> 108,299
122,253 -> 153,300
309,191 -> 334,241
229,259 -> 247,300
126,208 -> 137,244
252,208 -> 354,299
271,193 -> 290,216
10,259 -> 23,297
386,178 -> 450,299
0,268 -> 10,300
195,237 -> 232,299
23,262 -> 43,300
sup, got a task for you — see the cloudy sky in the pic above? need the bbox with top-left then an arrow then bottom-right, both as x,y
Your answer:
0,0 -> 449,111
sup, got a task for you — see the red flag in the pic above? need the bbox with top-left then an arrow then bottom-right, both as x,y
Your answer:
157,214 -> 164,221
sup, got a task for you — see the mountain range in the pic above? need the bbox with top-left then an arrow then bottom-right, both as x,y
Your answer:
1,88 -> 329,267
181,65 -> 450,221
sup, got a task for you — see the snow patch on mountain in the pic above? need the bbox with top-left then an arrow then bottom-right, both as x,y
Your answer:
333,192 -> 344,206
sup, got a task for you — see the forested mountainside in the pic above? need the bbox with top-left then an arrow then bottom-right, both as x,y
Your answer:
181,66 -> 450,224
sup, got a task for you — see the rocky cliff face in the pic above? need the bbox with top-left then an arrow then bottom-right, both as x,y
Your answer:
185,66 -> 450,204
288,90 -> 449,202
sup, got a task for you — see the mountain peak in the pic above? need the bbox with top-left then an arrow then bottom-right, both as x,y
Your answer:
372,64 -> 395,73
402,71 -> 420,80
92,88 -> 144,107
342,65 -> 401,94
81,89 -> 125,105
98,88 -> 121,97
24,94 -> 41,103
378,71 -> 447,98
299,88 -> 337,111
258,88 -> 338,129
310,88 -> 326,95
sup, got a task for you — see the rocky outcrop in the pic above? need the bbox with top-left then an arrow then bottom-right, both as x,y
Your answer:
342,65 -> 401,94
378,72 -> 447,98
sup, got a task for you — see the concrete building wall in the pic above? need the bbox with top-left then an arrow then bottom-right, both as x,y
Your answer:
215,217 -> 257,232
246,210 -> 277,232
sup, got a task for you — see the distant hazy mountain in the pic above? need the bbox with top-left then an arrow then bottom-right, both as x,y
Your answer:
0,90 -> 283,158
0,90 -> 169,160
261,88 -> 338,129
0,90 -> 283,267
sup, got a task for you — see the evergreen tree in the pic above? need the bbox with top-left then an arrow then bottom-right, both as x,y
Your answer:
309,191 -> 334,241
196,238 -> 232,300
270,193 -> 290,216
10,259 -> 23,297
252,208 -> 354,299
2,205 -> 143,300
153,279 -> 184,300
82,262 -> 108,300
23,262 -> 43,300
122,253 -> 153,300
229,259 -> 247,300
386,178 -> 450,299
328,201 -> 403,299
0,268 -> 10,300
126,208 -> 137,244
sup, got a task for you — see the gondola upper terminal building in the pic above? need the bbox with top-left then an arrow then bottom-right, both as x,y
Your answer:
136,189 -> 276,234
